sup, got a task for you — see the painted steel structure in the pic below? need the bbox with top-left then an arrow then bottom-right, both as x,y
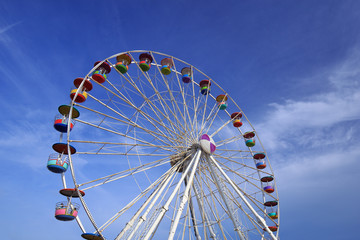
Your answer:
49,50 -> 280,240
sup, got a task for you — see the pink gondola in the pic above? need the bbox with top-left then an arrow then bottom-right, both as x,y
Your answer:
54,201 -> 80,221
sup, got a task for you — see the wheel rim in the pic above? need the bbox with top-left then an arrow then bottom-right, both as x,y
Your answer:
56,50 -> 280,239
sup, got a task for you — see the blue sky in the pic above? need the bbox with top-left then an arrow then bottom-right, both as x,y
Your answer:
1,0 -> 360,239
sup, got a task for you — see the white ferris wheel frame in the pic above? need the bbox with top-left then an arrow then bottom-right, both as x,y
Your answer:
56,50 -> 280,240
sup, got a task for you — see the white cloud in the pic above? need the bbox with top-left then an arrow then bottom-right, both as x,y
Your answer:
0,20 -> 60,104
254,49 -> 360,237
275,147 -> 360,238
0,22 -> 21,35
276,147 -> 360,191
257,49 -> 360,151
0,22 -> 21,42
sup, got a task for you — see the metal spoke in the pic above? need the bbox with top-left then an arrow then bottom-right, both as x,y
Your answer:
209,155 -> 277,240
54,50 -> 279,240
143,150 -> 201,240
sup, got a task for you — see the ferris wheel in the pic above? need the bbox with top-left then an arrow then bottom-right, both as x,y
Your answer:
48,50 -> 280,240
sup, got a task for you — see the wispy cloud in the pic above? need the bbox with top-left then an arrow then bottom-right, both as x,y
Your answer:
277,147 -> 360,191
0,21 -> 21,35
257,49 -> 360,151
0,20 -> 60,104
254,49 -> 360,238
